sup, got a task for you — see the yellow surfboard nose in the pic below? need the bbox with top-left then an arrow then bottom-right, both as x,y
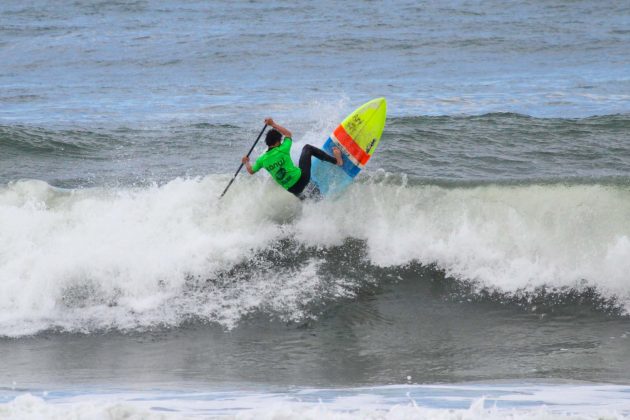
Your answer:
339,97 -> 387,163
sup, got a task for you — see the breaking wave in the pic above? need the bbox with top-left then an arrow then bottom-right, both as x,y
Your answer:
0,174 -> 629,337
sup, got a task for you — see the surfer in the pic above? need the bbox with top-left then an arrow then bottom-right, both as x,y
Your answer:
242,118 -> 343,199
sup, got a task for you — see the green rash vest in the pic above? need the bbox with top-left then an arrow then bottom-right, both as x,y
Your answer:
252,137 -> 301,190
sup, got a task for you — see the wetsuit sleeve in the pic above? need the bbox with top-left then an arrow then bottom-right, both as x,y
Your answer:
252,156 -> 263,173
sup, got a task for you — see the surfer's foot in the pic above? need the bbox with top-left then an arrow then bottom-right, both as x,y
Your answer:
332,147 -> 343,166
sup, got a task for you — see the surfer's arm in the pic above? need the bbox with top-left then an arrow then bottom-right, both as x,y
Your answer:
242,156 -> 255,174
265,118 -> 292,138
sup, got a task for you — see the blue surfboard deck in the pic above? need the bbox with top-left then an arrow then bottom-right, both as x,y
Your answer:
309,138 -> 361,197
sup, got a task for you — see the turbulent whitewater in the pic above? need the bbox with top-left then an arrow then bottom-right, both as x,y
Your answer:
1,174 -> 629,337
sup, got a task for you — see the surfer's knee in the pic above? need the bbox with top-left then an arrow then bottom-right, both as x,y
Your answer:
301,144 -> 315,157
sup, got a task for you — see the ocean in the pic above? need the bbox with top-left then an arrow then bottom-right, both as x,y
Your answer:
1,0 -> 629,418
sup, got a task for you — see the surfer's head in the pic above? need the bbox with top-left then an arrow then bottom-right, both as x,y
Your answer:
265,129 -> 282,148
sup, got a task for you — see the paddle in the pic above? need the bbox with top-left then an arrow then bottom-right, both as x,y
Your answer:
219,124 -> 267,199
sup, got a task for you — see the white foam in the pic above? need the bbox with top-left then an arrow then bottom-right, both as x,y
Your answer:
1,177 -> 629,336
0,177 -> 300,335
297,178 -> 630,300
1,384 -> 629,419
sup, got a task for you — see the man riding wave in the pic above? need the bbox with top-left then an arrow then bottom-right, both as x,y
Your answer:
242,118 -> 342,199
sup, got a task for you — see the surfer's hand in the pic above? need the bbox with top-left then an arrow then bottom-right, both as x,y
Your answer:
264,118 -> 291,137
241,156 -> 250,164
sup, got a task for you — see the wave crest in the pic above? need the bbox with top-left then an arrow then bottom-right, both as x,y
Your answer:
0,176 -> 628,336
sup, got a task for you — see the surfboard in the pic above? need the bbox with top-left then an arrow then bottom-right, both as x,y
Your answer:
308,97 -> 387,197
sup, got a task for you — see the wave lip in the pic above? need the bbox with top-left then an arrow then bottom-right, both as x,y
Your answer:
0,125 -> 121,159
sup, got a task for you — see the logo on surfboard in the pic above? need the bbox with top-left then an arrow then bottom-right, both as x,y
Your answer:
365,138 -> 377,154
346,114 -> 362,132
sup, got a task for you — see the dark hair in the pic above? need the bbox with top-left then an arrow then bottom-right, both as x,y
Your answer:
265,129 -> 282,147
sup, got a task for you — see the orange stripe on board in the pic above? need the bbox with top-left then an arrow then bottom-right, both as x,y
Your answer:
333,125 -> 371,166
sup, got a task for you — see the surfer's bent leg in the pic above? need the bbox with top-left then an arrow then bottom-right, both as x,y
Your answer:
288,145 -> 337,196
300,145 -> 337,173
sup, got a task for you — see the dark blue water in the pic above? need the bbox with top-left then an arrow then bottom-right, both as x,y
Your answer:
2,0 -> 629,125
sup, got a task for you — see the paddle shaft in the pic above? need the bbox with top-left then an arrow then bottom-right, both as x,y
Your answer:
219,124 -> 267,199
